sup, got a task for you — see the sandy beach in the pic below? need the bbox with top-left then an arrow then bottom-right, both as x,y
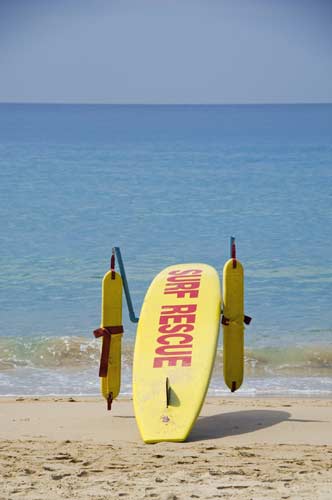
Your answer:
0,397 -> 331,499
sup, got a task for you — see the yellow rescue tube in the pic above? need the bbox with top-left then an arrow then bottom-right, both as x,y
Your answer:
222,258 -> 244,392
133,263 -> 221,443
95,270 -> 123,406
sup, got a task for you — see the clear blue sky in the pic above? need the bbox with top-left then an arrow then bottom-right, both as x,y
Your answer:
0,0 -> 331,103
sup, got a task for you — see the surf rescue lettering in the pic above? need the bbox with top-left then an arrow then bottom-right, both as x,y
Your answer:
153,269 -> 202,368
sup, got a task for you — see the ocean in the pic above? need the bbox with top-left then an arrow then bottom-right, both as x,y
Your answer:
0,103 -> 331,397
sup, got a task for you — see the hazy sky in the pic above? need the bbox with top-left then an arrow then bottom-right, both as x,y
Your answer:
0,0 -> 331,103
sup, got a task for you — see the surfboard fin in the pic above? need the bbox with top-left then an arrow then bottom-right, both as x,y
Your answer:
166,377 -> 171,407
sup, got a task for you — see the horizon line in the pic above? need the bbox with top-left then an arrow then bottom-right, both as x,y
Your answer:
1,101 -> 332,106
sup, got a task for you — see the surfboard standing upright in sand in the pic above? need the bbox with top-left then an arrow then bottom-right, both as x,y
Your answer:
133,263 -> 221,443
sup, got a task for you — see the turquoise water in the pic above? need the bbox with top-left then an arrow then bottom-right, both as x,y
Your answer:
0,103 -> 331,396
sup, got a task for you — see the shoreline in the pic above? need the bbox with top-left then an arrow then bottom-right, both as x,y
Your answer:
1,392 -> 332,400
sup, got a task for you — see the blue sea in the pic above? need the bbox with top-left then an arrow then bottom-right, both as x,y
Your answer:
0,103 -> 331,397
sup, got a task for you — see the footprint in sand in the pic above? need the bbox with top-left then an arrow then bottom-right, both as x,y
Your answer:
54,453 -> 73,460
23,468 -> 35,475
77,470 -> 88,477
51,472 -> 71,480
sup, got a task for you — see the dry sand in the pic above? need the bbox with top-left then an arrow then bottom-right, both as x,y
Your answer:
0,396 -> 331,499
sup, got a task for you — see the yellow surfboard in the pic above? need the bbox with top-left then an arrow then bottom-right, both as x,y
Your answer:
133,263 -> 221,443
94,269 -> 123,409
222,257 -> 246,392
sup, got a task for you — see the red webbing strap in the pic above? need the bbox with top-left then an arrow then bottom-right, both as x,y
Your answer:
93,326 -> 124,377
221,315 -> 252,326
231,240 -> 237,268
107,392 -> 113,411
110,252 -> 116,280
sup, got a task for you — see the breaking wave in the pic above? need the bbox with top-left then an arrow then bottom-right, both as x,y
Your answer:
0,336 -> 331,377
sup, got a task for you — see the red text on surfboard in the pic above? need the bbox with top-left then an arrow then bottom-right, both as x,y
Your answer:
153,269 -> 203,368
163,269 -> 202,298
